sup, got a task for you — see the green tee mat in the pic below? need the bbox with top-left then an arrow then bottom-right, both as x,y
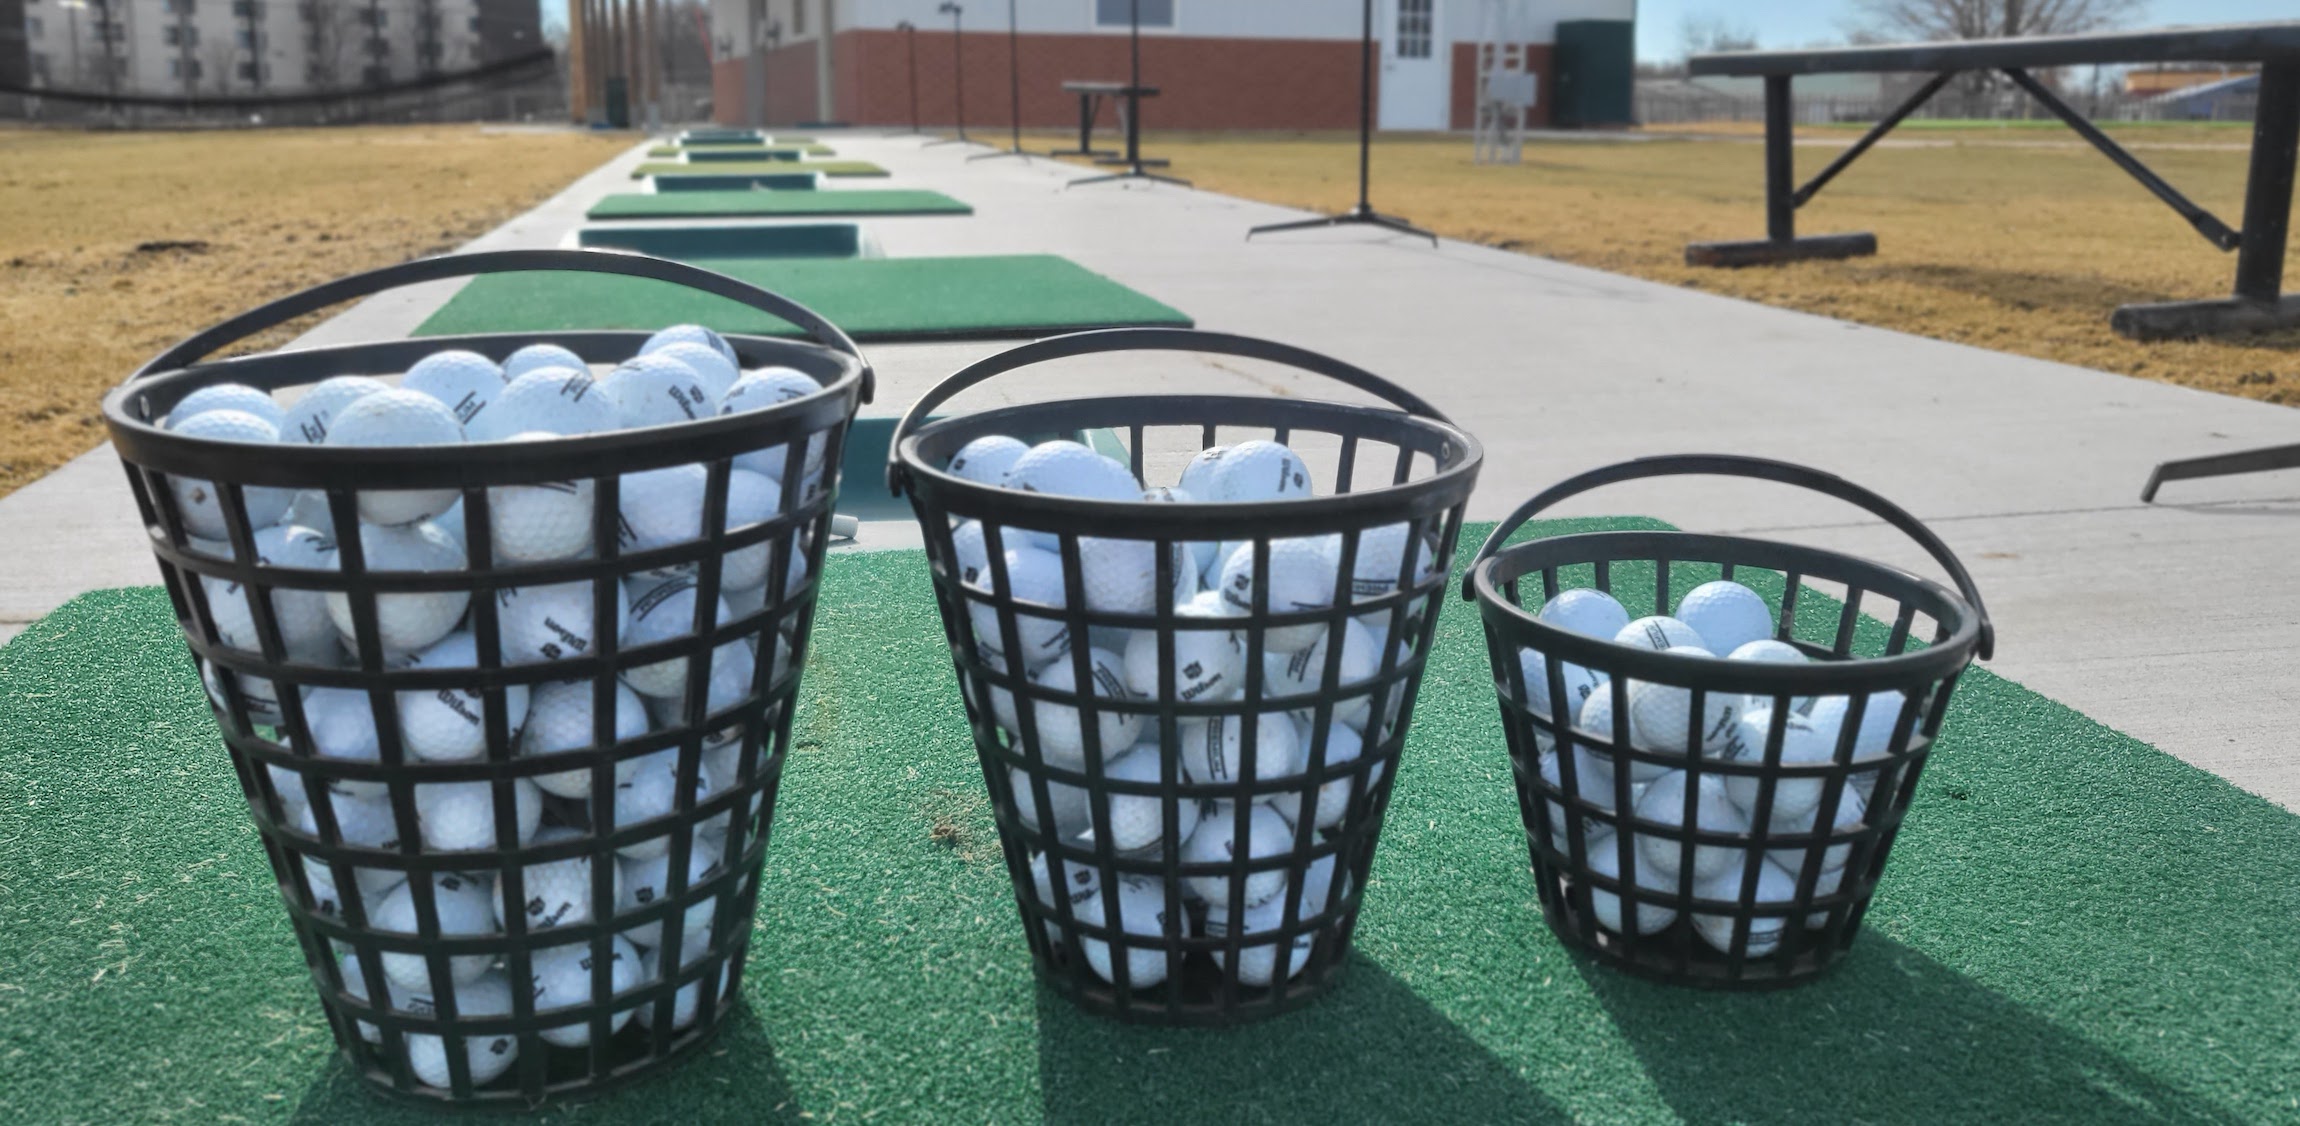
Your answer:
651,171 -> 822,191
587,188 -> 969,220
643,144 -> 838,159
632,160 -> 887,178
2,517 -> 2294,1123
413,255 -> 1195,344
576,223 -> 866,260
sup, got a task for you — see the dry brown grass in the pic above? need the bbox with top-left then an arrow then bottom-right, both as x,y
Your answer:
0,125 -> 627,499
1060,127 -> 2299,409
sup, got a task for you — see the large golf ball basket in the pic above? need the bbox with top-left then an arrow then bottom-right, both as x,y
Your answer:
1465,455 -> 1992,989
888,329 -> 1483,1024
100,250 -> 873,1103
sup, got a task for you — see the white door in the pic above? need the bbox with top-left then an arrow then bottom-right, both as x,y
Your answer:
1378,0 -> 1447,130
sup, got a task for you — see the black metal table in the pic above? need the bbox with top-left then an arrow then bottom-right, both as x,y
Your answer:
1683,21 -> 2300,500
1064,81 -> 1184,185
1050,80 -> 1127,159
1685,22 -> 2300,341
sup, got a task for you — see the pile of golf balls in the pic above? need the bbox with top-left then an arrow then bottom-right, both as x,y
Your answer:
1512,579 -> 1914,957
161,325 -> 823,1084
941,435 -> 1448,990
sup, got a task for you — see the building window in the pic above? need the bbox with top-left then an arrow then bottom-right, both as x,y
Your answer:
363,63 -> 390,84
469,13 -> 480,32
360,7 -> 386,27
232,0 -> 265,15
170,57 -> 205,79
30,53 -> 49,82
165,0 -> 197,13
790,0 -> 804,36
1395,0 -> 1432,60
166,24 -> 201,47
26,16 -> 41,37
1094,0 -> 1173,29
237,29 -> 259,48
238,60 -> 261,81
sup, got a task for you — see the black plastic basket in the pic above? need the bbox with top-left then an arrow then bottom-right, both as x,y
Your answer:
100,249 -> 872,1103
887,328 -> 1483,1024
1464,455 -> 1993,988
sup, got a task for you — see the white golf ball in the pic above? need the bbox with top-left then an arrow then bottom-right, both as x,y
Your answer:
1614,615 -> 1708,654
401,350 -> 505,432
1078,535 -> 1157,616
1721,706 -> 1847,821
1262,615 -> 1379,727
496,578 -> 628,666
1538,588 -> 1631,643
1582,830 -> 1681,937
1176,445 -> 1229,497
1205,440 -> 1312,503
1633,770 -> 1749,881
372,871 -> 499,989
519,679 -> 652,799
1624,647 -> 1748,758
487,472 -> 595,566
1094,745 -> 1200,853
1675,581 -> 1775,660
1216,536 -> 1339,654
294,792 -> 408,885
1692,859 -> 1803,958
168,382 -> 284,430
1180,801 -> 1295,908
1203,853 -> 1339,987
1120,592 -> 1244,705
396,631 -> 531,762
1077,873 -> 1182,988
621,575 -> 731,698
1345,522 -> 1439,605
641,323 -> 737,366
494,827 -> 605,933
1765,785 -> 1867,878
325,390 -> 465,525
298,685 -> 386,800
1002,440 -> 1141,503
1180,710 -> 1302,791
605,751 -> 717,859
1025,647 -> 1141,768
199,523 -> 340,658
1728,638 -> 1813,717
616,832 -> 726,948
634,937 -> 731,1032
406,972 -> 519,1088
166,409 -> 294,539
716,468 -> 787,591
946,434 -> 1030,485
279,375 -> 387,445
718,368 -> 826,482
322,519 -> 470,655
473,369 -> 620,441
501,343 -> 587,382
1011,768 -> 1091,840
527,935 -> 641,1047
1517,647 -> 1609,729
1273,720 -> 1370,831
415,779 -> 542,853
647,341 -> 742,405
616,464 -> 710,577
964,546 -> 1073,669
602,354 -> 714,430
1029,849 -> 1101,942
1807,689 -> 1911,801
1535,743 -> 1621,847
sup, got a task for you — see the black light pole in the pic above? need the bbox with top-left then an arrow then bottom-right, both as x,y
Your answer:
1067,0 -> 1188,187
924,2 -> 984,148
967,0 -> 1030,161
885,19 -> 922,135
1247,0 -> 1434,244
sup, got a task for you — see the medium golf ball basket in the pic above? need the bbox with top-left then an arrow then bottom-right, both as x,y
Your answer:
889,329 -> 1483,1024
100,250 -> 873,1103
1464,455 -> 1993,989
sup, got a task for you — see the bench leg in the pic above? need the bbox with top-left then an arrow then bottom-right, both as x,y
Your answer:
2113,62 -> 2300,340
1686,74 -> 1878,268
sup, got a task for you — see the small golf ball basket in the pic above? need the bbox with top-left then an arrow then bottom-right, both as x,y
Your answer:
99,250 -> 873,1102
1464,455 -> 1994,989
888,329 -> 1483,1024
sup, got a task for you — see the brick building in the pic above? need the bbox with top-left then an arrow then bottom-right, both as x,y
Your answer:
705,0 -> 1634,131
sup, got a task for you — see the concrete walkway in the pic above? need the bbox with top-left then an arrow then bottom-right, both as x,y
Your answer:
3,130 -> 2293,810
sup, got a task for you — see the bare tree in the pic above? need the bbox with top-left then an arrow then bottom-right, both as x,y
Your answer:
1855,0 -> 2145,43
301,0 -> 360,89
1680,13 -> 1759,59
205,35 -> 240,95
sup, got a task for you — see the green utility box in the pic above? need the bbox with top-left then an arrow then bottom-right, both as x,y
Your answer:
605,76 -> 631,129
1554,19 -> 1635,127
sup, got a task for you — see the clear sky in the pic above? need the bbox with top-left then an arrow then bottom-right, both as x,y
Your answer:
534,2 -> 2294,59
1635,0 -> 2297,61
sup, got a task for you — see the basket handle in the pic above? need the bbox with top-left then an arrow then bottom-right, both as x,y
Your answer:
131,248 -> 870,391
885,327 -> 1451,494
1463,453 -> 1993,661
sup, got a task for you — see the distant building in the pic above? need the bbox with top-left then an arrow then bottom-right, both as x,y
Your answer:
2136,71 -> 2260,121
705,0 -> 1634,130
2124,65 -> 2255,97
9,0 -> 537,98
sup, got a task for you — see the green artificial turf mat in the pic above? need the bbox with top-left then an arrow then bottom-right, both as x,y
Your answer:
650,171 -> 823,191
587,188 -> 969,220
632,160 -> 887,178
643,144 -> 839,159
413,254 -> 1194,343
2,519 -> 2296,1124
575,222 -> 865,260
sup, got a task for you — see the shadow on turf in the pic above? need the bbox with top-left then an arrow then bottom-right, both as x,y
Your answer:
1577,934 -> 2250,1126
284,1002 -> 810,1124
1033,956 -> 1573,1126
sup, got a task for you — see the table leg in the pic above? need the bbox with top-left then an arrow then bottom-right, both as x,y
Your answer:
1684,73 -> 1877,267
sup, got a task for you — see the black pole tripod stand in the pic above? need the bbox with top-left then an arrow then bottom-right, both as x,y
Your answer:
1247,0 -> 1434,244
1066,0 -> 1188,188
885,20 -> 924,136
924,2 -> 985,148
968,0 -> 1030,161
